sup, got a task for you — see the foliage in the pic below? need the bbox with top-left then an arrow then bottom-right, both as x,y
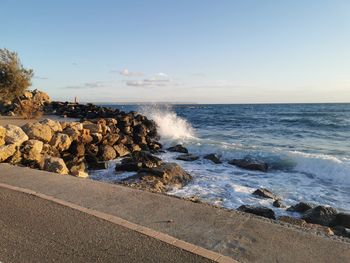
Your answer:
0,48 -> 33,102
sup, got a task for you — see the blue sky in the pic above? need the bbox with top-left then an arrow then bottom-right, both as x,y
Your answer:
1,0 -> 350,103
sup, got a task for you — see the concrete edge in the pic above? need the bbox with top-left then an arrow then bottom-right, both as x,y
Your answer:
0,182 -> 238,263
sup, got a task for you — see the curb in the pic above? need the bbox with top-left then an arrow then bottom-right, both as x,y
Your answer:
0,182 -> 238,263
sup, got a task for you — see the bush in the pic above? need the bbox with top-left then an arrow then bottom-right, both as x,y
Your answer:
0,48 -> 33,103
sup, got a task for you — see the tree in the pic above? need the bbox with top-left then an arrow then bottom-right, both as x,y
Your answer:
0,48 -> 33,103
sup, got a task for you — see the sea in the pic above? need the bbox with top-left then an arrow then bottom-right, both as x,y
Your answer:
90,103 -> 350,216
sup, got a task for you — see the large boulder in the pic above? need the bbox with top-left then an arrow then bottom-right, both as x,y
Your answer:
121,163 -> 192,193
237,205 -> 276,219
252,188 -> 279,200
83,123 -> 102,134
50,133 -> 72,152
62,127 -> 81,141
0,144 -> 17,162
167,144 -> 188,153
287,202 -> 315,213
115,151 -> 162,172
0,126 -> 6,146
228,158 -> 268,172
41,143 -> 61,158
42,156 -> 69,174
4,125 -> 28,146
22,140 -> 43,163
301,206 -> 338,226
40,119 -> 62,132
22,122 -> 53,142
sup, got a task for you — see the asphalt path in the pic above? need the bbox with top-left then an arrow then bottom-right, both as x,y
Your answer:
0,187 -> 213,263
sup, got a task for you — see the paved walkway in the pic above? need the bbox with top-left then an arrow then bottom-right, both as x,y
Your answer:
0,187 -> 214,263
0,163 -> 350,263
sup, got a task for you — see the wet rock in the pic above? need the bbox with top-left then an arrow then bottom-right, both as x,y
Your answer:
228,158 -> 268,172
167,144 -> 188,154
253,188 -> 279,200
273,200 -> 286,208
203,153 -> 222,164
116,151 -> 162,172
22,122 -> 53,142
0,144 -> 17,162
99,145 -> 117,161
176,154 -> 199,162
113,144 -> 130,157
331,213 -> 350,229
0,126 -> 6,146
50,133 -> 72,152
287,202 -> 315,213
237,205 -> 276,219
40,119 -> 62,132
115,162 -> 142,172
122,163 -> 192,193
302,206 -> 338,226
4,124 -> 28,146
22,140 -> 43,163
43,156 -> 69,174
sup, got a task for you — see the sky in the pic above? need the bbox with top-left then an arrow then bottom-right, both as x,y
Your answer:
1,0 -> 350,103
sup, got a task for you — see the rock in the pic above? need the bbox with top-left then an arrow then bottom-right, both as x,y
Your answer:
22,122 -> 53,142
81,129 -> 93,144
83,123 -> 102,134
102,133 -> 119,146
176,154 -> 199,162
279,216 -> 307,227
0,144 -> 17,162
62,127 -> 81,141
129,144 -> 141,152
6,147 -> 22,164
113,144 -> 130,157
331,213 -> 350,229
68,142 -> 85,157
115,151 -> 162,172
167,144 -> 188,153
228,158 -> 268,172
42,156 -> 69,174
332,226 -> 350,238
237,205 -> 276,219
253,188 -> 279,200
91,133 -> 103,144
4,125 -> 28,146
302,206 -> 338,226
273,200 -> 286,208
287,202 -> 315,213
99,145 -> 117,161
40,119 -> 62,132
203,153 -> 222,164
41,143 -> 61,158
122,163 -> 192,193
22,140 -> 43,163
0,126 -> 6,146
50,133 -> 72,152
115,162 -> 142,172
69,161 -> 88,178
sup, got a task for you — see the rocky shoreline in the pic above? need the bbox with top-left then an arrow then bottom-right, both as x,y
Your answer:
0,90 -> 349,240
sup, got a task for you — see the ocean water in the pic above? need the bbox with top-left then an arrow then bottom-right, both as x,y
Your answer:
91,103 -> 350,215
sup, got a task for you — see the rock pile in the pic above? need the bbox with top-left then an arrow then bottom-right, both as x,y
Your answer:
0,114 -> 161,178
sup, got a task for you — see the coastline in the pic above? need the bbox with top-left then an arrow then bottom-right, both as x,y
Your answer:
0,163 -> 349,263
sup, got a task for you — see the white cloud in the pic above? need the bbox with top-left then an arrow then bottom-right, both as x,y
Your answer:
125,73 -> 173,87
118,68 -> 143,77
63,81 -> 105,89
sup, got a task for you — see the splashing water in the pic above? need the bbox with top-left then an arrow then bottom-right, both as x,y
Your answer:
140,105 -> 195,141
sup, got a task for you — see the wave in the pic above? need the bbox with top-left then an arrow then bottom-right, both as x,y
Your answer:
140,104 -> 196,141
